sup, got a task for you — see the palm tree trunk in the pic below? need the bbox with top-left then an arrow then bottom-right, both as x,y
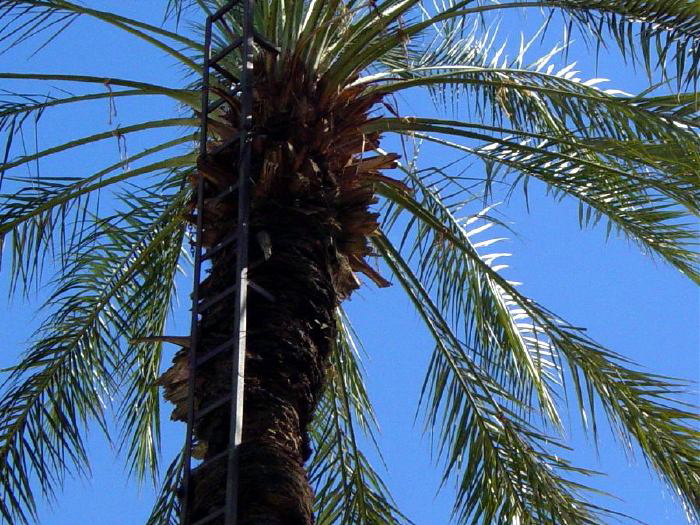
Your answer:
160,57 -> 396,524
190,200 -> 342,525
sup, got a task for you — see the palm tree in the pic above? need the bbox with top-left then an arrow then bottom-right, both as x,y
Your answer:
0,0 -> 698,523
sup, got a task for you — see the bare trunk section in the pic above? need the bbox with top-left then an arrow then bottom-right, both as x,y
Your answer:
190,199 -> 339,524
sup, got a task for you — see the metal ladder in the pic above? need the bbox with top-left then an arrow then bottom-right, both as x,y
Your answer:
181,2 -> 277,524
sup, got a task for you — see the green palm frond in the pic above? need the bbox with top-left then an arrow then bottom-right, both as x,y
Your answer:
0,89 -> 169,161
375,231 -> 617,525
112,180 -> 189,480
544,0 -> 700,86
0,74 -> 198,105
0,176 -> 187,524
309,309 -> 410,525
370,66 -> 700,144
383,170 -> 563,425
0,145 -> 195,294
343,0 -> 700,87
549,320 -> 700,518
0,70 -> 198,292
0,0 -> 201,63
370,116 -> 700,283
145,451 -> 183,525
1,118 -> 196,175
376,176 -> 700,521
358,18 -> 700,287
0,0 -> 79,55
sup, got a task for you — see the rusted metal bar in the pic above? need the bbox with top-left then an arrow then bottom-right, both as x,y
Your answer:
211,62 -> 240,84
210,37 -> 243,64
181,13 -> 212,525
211,0 -> 240,22
224,0 -> 254,521
252,29 -> 280,54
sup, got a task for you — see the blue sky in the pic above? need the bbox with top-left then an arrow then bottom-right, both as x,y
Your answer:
0,2 -> 698,524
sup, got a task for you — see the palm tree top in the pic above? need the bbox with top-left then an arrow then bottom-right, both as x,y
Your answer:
0,1 -> 698,524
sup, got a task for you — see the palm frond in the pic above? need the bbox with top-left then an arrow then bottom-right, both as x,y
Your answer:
0,145 -> 195,294
110,180 -> 189,481
1,117 -> 197,174
0,73 -> 198,106
0,184 -> 187,524
541,0 -> 700,87
369,67 -> 700,145
349,0 -> 700,88
0,88 -> 194,161
550,319 -> 700,520
0,90 -> 162,155
145,451 -> 183,525
383,165 -> 564,426
309,308 -> 410,525
376,179 -> 700,521
0,0 -> 79,55
374,230 -> 616,525
370,117 -> 700,283
0,0 -> 201,65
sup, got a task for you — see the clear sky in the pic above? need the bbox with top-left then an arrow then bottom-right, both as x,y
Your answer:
0,2 -> 697,524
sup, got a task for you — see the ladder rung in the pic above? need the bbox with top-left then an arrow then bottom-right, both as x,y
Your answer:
197,337 -> 237,366
249,280 -> 275,302
211,63 -> 239,84
196,395 -> 232,419
253,30 -> 280,54
192,508 -> 225,525
212,183 -> 239,202
203,231 -> 237,261
211,0 -> 239,22
206,83 -> 239,114
192,449 -> 229,474
198,284 -> 238,312
207,97 -> 227,113
207,88 -> 239,113
208,133 -> 241,157
211,37 -> 243,64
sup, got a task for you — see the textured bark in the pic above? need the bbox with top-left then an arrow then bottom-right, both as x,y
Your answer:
159,55 -> 399,524
188,204 -> 339,524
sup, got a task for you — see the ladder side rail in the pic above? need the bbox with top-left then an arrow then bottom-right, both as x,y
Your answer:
224,0 -> 255,521
181,15 -> 214,525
